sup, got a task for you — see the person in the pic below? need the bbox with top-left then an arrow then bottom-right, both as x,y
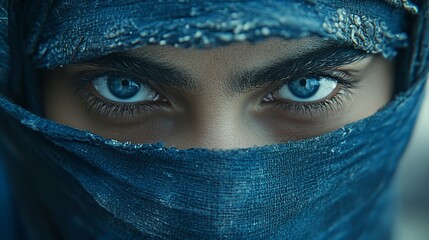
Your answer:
0,0 -> 428,239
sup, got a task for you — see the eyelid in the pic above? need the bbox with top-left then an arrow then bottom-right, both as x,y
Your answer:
262,77 -> 357,118
73,69 -> 159,95
77,69 -> 145,83
335,56 -> 375,73
70,70 -> 168,119
261,70 -> 360,113
275,70 -> 359,90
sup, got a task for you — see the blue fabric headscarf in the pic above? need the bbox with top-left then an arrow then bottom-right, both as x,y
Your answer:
0,0 -> 428,239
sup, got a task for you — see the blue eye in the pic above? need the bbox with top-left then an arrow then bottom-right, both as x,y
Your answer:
107,77 -> 140,99
277,77 -> 338,102
91,75 -> 158,103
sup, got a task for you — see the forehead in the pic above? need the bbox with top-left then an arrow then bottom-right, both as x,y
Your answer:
127,37 -> 329,72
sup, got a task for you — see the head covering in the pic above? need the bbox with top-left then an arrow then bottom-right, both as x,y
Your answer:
0,0 -> 428,239
0,0 -> 7,83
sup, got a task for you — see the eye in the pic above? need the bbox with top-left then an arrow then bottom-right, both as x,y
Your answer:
91,75 -> 159,103
275,77 -> 338,102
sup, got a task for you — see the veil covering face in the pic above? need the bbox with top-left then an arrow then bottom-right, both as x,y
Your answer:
0,1 -> 428,239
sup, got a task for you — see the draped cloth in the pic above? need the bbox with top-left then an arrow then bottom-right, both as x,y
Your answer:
0,0 -> 429,239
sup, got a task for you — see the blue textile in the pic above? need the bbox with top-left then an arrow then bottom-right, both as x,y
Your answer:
1,0 -> 429,239
0,78 -> 426,239
0,0 -> 7,94
0,0 -> 14,238
30,0 -> 410,69
0,156 -> 14,240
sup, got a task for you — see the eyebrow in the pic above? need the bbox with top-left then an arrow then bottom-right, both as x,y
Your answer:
76,44 -> 368,94
78,52 -> 197,91
229,45 -> 369,93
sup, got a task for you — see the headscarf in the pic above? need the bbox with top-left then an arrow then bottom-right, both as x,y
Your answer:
0,1 -> 428,239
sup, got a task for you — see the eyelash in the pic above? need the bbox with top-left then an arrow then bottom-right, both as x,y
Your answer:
267,71 -> 358,116
81,93 -> 163,118
74,71 -> 166,118
73,70 -> 359,118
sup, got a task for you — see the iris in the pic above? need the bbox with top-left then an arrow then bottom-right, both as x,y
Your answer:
288,78 -> 320,99
91,74 -> 159,104
107,77 -> 141,99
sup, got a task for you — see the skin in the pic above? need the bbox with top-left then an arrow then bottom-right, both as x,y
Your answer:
43,37 -> 393,149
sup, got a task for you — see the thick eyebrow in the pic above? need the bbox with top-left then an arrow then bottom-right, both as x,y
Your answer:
229,45 -> 369,93
78,52 -> 197,91
76,44 -> 367,94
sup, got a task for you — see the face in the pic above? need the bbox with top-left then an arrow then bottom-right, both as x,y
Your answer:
43,37 -> 394,149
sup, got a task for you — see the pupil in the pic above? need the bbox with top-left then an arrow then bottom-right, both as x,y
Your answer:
107,77 -> 140,99
299,79 -> 307,87
121,79 -> 130,87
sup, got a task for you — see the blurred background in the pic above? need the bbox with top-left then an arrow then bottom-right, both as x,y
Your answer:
394,81 -> 429,240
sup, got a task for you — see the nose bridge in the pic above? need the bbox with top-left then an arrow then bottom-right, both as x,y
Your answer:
170,91 -> 268,149
165,47 -> 271,149
188,96 -> 244,149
